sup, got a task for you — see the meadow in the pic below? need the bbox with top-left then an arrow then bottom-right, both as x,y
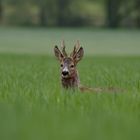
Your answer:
0,27 -> 140,140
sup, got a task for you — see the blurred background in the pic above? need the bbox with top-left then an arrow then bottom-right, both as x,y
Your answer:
0,0 -> 140,28
0,0 -> 140,56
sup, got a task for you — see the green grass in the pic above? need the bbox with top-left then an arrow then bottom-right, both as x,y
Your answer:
0,28 -> 140,140
0,27 -> 140,56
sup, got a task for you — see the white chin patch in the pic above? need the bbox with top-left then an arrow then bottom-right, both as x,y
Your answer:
62,74 -> 69,78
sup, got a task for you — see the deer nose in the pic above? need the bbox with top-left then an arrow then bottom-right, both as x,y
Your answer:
62,71 -> 69,76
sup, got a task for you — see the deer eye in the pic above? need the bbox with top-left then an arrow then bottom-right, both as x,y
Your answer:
60,64 -> 63,67
70,65 -> 74,68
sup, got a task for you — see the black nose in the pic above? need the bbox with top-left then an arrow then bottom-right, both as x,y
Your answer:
62,71 -> 69,76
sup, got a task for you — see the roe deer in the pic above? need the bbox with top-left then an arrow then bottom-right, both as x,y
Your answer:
54,41 -> 102,93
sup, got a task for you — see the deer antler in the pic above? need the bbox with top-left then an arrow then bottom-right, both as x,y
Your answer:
70,40 -> 81,57
76,40 -> 80,51
61,40 -> 67,57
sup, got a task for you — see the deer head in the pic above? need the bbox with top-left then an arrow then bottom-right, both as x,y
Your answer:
54,41 -> 84,80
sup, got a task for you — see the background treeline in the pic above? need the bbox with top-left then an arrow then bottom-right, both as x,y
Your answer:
0,0 -> 140,28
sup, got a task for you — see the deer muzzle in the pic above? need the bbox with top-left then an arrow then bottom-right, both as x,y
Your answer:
62,67 -> 69,77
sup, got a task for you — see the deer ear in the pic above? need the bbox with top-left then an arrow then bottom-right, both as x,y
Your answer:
54,45 -> 64,61
73,47 -> 84,63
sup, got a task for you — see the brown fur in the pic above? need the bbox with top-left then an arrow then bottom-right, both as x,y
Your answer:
54,41 -> 83,90
54,41 -> 123,93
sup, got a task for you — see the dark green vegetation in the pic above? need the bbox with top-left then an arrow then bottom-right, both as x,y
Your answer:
0,28 -> 140,140
0,0 -> 140,28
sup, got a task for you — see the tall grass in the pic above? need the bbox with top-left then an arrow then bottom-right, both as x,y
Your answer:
0,54 -> 140,140
0,27 -> 140,140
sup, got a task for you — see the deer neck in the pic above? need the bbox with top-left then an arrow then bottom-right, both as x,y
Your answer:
61,70 -> 80,89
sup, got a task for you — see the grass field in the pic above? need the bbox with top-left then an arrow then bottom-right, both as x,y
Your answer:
0,27 -> 140,140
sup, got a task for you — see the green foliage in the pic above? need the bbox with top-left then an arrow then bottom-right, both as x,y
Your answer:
0,28 -> 140,140
0,0 -> 140,27
0,54 -> 140,140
